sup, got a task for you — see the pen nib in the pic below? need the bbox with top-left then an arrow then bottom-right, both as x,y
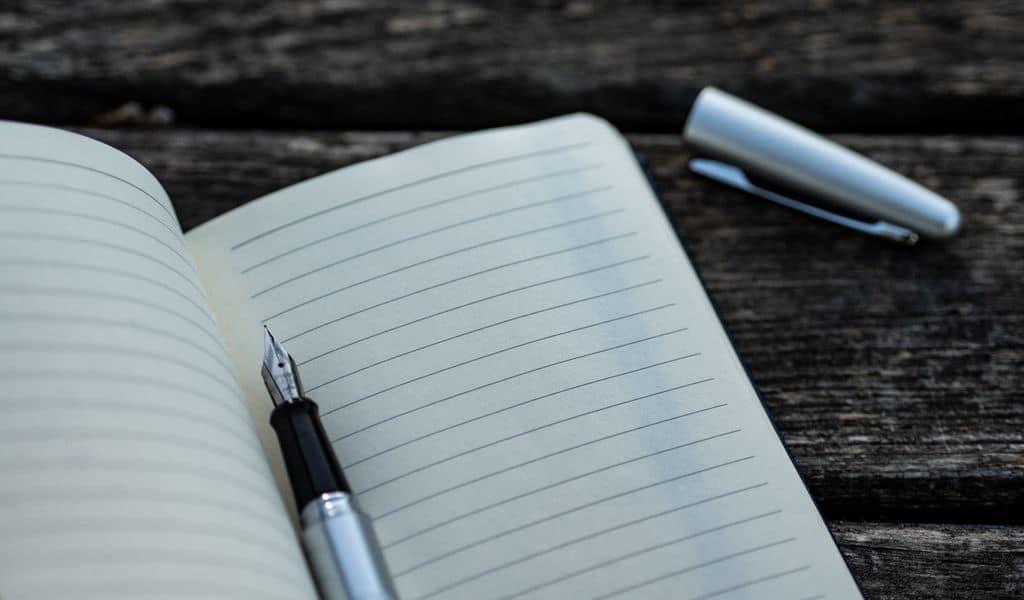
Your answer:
262,326 -> 303,406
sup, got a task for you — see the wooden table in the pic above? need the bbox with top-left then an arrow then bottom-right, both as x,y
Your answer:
3,2 -> 1021,598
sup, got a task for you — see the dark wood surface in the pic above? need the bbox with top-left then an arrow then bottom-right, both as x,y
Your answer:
4,0 -> 1022,597
2,1 -> 1023,132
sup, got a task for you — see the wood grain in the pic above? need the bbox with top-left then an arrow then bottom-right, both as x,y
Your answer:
77,126 -> 1024,523
3,1 -> 1022,132
835,521 -> 1024,599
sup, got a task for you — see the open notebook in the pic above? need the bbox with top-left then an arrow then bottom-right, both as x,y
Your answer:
0,115 -> 862,599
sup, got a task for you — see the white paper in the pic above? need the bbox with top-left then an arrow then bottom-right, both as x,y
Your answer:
189,114 -> 862,600
0,122 -> 317,600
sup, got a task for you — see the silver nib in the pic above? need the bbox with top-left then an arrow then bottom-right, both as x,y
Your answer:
262,326 -> 303,406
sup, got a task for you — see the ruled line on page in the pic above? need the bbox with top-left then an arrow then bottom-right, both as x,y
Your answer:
316,295 -> 664,398
309,301 -> 675,398
0,515 -> 307,576
5,454 -> 286,521
7,369 -> 252,424
2,488 -> 295,559
8,539 -> 312,597
281,255 -> 650,344
1,259 -> 219,330
687,566 -> 813,600
0,285 -> 231,357
7,395 -> 260,454
299,279 -> 661,368
5,425 -> 271,486
328,328 -> 689,431
358,377 -> 715,496
230,140 -> 593,250
372,402 -> 728,521
239,164 -> 601,274
260,210 -> 626,327
0,179 -> 179,235
267,224 -> 631,334
0,231 -> 206,299
451,510 -> 785,600
1,512 -> 304,568
400,483 -> 768,585
0,153 -> 174,219
6,566 -> 307,600
240,166 -> 602,272
388,456 -> 757,573
252,185 -> 613,297
6,340 -> 239,396
577,538 -> 800,600
3,474 -> 292,552
344,354 -> 701,466
0,204 -> 194,270
9,483 -> 269,558
21,553 -> 312,599
381,430 -> 744,549
0,313 -> 237,377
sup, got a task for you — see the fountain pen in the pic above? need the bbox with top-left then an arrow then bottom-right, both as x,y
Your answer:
262,326 -> 398,600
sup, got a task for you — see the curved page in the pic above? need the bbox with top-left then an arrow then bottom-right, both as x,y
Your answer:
0,122 -> 316,599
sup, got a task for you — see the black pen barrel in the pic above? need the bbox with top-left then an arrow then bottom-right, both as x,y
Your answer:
270,398 -> 350,510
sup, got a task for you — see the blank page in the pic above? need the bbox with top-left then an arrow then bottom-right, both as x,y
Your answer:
188,114 -> 862,600
0,122 -> 316,599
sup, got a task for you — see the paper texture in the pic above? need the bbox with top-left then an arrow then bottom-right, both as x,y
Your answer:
0,122 -> 316,599
188,114 -> 862,599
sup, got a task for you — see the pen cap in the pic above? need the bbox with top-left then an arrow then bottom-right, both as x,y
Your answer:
683,87 -> 960,238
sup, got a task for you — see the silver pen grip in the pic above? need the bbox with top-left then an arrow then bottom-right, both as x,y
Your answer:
301,492 -> 398,600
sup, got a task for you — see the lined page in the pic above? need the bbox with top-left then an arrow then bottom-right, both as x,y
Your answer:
0,122 -> 316,599
188,114 -> 862,600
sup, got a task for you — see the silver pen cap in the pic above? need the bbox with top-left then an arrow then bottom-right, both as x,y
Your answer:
683,87 -> 961,239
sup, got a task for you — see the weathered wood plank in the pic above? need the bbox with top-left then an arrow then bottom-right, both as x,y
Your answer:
834,521 -> 1024,599
4,1 -> 1023,133
77,127 -> 1024,520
